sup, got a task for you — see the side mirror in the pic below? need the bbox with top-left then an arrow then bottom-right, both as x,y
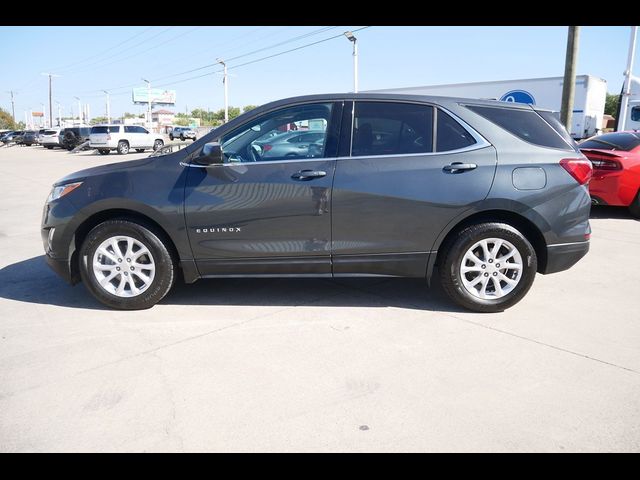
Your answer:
196,141 -> 224,165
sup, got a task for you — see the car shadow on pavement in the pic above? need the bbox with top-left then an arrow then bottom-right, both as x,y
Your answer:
590,205 -> 638,220
0,256 -> 464,313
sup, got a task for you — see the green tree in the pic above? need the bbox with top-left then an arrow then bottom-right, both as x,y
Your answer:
174,117 -> 190,126
90,116 -> 109,125
243,105 -> 258,113
0,108 -> 17,129
605,93 -> 620,117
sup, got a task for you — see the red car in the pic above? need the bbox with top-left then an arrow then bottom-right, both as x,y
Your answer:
579,131 -> 640,218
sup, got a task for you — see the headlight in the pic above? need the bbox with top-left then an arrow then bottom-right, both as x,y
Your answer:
48,182 -> 83,202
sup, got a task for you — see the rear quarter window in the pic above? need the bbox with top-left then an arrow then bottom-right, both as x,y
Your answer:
466,104 -> 571,150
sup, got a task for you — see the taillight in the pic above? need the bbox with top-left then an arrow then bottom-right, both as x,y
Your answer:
262,144 -> 272,152
590,158 -> 621,171
559,158 -> 593,185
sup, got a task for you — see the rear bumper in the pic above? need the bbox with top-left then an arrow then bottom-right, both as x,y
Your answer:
542,241 -> 589,274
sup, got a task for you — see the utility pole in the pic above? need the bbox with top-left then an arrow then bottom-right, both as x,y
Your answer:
560,26 -> 580,132
56,101 -> 62,127
618,26 -> 638,132
142,78 -> 152,130
217,59 -> 229,123
41,73 -> 60,129
344,31 -> 359,93
41,103 -> 46,128
103,90 -> 111,123
7,91 -> 16,122
74,97 -> 81,124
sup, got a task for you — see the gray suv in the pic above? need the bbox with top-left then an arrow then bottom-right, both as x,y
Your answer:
170,126 -> 196,141
41,93 -> 592,312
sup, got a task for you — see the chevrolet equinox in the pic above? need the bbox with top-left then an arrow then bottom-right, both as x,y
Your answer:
41,93 -> 592,312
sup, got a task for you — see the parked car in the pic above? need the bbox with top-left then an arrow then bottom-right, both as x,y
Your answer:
61,127 -> 92,150
42,93 -> 592,312
253,130 -> 326,159
89,125 -> 165,155
579,131 -> 640,217
12,131 -> 26,145
0,130 -> 17,143
40,128 -> 62,149
169,126 -> 196,141
22,130 -> 39,146
36,128 -> 46,143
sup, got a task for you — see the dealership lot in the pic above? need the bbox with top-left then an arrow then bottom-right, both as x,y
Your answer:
0,145 -> 639,452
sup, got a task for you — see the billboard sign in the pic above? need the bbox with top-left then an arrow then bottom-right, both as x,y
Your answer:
32,111 -> 44,117
132,88 -> 176,106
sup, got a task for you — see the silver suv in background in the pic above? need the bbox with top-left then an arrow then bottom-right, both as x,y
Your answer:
169,126 -> 196,141
89,125 -> 165,155
40,128 -> 62,149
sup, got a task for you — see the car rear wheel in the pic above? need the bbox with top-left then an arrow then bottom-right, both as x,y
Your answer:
153,139 -> 164,151
169,134 -> 174,141
439,222 -> 537,313
628,190 -> 640,219
180,135 -> 185,141
117,141 -> 129,155
98,149 -> 110,155
46,146 -> 54,149
79,219 -> 176,310
136,149 -> 145,153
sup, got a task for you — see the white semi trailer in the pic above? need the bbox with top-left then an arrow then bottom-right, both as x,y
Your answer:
370,74 -> 607,139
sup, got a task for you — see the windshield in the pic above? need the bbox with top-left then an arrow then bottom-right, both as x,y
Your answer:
579,132 -> 640,151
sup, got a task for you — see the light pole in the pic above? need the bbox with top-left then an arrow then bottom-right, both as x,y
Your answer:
344,31 -> 358,93
217,58 -> 229,123
560,26 -> 580,131
7,90 -> 16,123
74,96 -> 81,123
41,103 -> 46,128
41,73 -> 60,129
619,26 -> 638,132
102,90 -> 111,124
142,78 -> 152,129
56,101 -> 62,127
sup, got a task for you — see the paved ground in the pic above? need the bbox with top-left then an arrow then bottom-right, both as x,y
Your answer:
0,144 -> 639,452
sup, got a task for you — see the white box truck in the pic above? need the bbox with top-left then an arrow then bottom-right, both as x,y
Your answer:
622,77 -> 640,131
370,74 -> 607,139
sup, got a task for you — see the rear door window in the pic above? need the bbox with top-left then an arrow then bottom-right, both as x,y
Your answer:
466,104 -> 571,149
352,102 -> 433,157
436,109 -> 477,152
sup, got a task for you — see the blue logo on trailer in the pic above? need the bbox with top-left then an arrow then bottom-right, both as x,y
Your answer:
499,90 -> 536,105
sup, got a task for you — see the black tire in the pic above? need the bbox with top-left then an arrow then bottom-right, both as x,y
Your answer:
136,149 -> 145,153
79,219 -> 176,310
169,134 -> 174,141
153,139 -> 164,151
180,135 -> 185,141
628,190 -> 640,218
46,146 -> 54,149
98,149 -> 110,155
439,222 -> 537,313
117,140 -> 129,155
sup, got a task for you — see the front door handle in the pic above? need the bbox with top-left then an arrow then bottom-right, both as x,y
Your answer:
291,170 -> 327,180
442,162 -> 477,173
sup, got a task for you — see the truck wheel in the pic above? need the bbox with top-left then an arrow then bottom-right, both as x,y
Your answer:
628,190 -> 640,218
117,141 -> 129,155
79,219 -> 176,310
439,222 -> 537,313
98,149 -> 110,155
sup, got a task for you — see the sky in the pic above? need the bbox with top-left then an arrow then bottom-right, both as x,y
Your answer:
0,25 -> 637,122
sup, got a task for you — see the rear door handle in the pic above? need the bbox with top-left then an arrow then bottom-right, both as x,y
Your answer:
443,162 -> 477,173
291,170 -> 327,180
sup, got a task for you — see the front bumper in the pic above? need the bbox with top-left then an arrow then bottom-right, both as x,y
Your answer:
44,252 -> 74,284
542,241 -> 590,274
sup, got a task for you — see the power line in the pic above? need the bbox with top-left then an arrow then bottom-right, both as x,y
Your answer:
91,26 -> 343,94
48,26 -> 156,73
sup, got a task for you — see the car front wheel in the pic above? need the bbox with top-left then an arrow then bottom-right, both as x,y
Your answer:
117,141 -> 129,154
79,219 -> 176,310
628,190 -> 640,218
439,222 -> 537,313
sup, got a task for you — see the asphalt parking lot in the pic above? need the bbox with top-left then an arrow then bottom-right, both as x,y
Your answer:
0,144 -> 639,452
